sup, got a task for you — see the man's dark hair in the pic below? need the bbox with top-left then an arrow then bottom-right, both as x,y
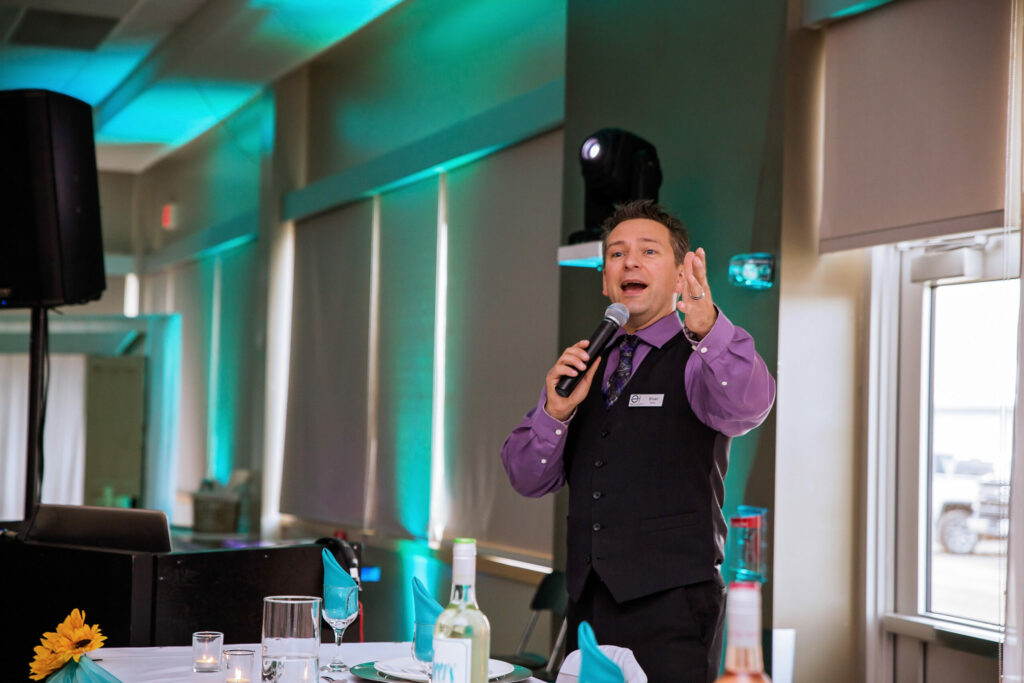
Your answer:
600,199 -> 690,265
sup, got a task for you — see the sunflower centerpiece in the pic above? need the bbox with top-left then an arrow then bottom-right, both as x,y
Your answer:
29,609 -> 120,682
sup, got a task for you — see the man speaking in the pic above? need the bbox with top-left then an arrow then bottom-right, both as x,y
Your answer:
501,200 -> 775,683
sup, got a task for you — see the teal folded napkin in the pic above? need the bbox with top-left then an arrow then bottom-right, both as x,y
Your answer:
412,577 -> 443,662
322,546 -> 357,587
578,621 -> 625,683
47,655 -> 122,683
412,577 -> 444,625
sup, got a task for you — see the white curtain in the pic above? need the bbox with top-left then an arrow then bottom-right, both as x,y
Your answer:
0,355 -> 87,520
1005,0 -> 1024,679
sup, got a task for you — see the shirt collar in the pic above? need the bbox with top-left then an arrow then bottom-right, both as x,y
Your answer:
609,310 -> 683,350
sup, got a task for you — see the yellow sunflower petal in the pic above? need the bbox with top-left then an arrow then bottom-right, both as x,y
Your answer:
56,612 -> 84,640
29,645 -> 66,681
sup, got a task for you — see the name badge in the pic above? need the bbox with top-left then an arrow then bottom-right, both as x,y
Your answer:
628,393 -> 664,407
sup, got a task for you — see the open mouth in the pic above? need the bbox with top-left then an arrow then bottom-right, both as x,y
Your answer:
621,280 -> 648,294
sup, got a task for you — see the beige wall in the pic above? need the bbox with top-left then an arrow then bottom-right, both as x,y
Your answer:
777,2 -> 1001,682
775,3 -> 866,682
98,171 -> 135,254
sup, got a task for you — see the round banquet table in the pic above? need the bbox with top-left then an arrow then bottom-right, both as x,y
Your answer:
95,641 -> 543,682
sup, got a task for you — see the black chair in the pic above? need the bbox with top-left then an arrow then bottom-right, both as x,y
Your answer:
495,570 -> 569,680
20,503 -> 172,553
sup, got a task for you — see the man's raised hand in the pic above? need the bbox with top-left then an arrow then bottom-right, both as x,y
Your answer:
676,246 -> 717,338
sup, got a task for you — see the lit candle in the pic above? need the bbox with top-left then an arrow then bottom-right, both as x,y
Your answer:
221,647 -> 254,681
197,655 -> 217,665
226,667 -> 250,683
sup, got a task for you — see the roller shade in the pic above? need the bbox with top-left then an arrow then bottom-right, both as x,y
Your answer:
280,131 -> 563,556
441,130 -> 562,552
820,0 -> 1010,252
281,199 -> 373,526
373,178 -> 439,539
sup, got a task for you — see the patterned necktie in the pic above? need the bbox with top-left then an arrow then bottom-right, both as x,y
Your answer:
604,334 -> 640,409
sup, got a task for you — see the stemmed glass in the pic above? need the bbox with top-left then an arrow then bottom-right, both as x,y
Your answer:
411,622 -> 433,679
321,585 -> 359,673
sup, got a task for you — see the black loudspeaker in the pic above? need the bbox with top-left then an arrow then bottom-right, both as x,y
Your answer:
0,89 -> 105,308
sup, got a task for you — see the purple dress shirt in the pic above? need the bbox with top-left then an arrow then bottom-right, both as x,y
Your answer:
500,307 -> 776,498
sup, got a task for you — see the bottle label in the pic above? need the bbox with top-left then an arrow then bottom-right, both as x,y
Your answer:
432,637 -> 472,683
452,556 -> 476,586
728,610 -> 761,648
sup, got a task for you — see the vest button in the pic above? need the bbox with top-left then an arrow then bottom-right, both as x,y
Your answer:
585,554 -> 592,563
594,460 -> 605,468
601,430 -> 610,438
592,491 -> 602,500
592,522 -> 602,531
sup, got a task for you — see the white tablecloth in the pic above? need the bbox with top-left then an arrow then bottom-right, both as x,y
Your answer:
97,641 -> 408,682
96,641 -> 541,682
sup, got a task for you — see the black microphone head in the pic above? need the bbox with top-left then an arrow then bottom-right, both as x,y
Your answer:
604,303 -> 629,327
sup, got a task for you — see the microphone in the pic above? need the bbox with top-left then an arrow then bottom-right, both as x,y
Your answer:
555,303 -> 630,397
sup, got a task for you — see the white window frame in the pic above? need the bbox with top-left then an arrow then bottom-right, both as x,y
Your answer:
866,228 -> 1019,681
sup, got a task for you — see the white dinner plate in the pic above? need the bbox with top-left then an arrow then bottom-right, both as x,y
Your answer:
373,656 -> 515,681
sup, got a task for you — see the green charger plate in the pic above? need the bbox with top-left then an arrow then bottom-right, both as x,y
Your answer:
349,660 -> 534,683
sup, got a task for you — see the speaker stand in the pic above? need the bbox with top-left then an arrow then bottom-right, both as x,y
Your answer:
24,306 -> 47,520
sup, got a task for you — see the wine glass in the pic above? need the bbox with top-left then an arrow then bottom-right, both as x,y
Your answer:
411,622 -> 433,679
321,585 -> 359,672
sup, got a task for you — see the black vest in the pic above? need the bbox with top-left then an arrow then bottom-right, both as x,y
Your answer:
564,330 -> 724,603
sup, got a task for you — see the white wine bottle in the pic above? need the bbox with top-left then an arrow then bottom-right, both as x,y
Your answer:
432,538 -> 491,683
714,582 -> 771,683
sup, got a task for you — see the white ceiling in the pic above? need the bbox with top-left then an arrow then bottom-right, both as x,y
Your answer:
0,0 -> 403,172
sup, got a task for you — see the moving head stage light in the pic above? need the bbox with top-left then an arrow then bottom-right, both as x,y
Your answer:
574,128 -> 662,244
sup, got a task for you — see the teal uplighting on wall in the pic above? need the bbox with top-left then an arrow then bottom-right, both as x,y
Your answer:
370,146 -> 503,201
380,179 -> 439,539
391,355 -> 435,537
96,80 -> 261,146
248,0 -> 405,52
398,540 -> 446,640
830,0 -> 893,19
144,313 -> 183,518
0,44 -> 151,105
203,240 -> 261,486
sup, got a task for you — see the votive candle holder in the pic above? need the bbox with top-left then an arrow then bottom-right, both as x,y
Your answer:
223,648 -> 255,682
192,631 -> 224,673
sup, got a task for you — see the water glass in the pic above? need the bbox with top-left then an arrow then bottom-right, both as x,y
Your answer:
261,595 -> 321,682
192,631 -> 223,672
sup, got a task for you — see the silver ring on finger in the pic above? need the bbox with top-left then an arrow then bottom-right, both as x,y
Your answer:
689,291 -> 706,301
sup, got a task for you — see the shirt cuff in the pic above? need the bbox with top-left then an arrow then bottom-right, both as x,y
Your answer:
536,404 -> 571,442
526,388 -> 571,445
684,306 -> 734,364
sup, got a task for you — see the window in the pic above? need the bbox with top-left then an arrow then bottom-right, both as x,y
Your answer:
928,278 -> 1015,624
890,229 -> 1019,633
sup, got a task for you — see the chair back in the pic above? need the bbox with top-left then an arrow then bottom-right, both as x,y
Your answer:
21,504 -> 171,553
530,570 -> 568,615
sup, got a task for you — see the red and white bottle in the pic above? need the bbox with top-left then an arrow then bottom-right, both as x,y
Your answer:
714,582 -> 771,682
